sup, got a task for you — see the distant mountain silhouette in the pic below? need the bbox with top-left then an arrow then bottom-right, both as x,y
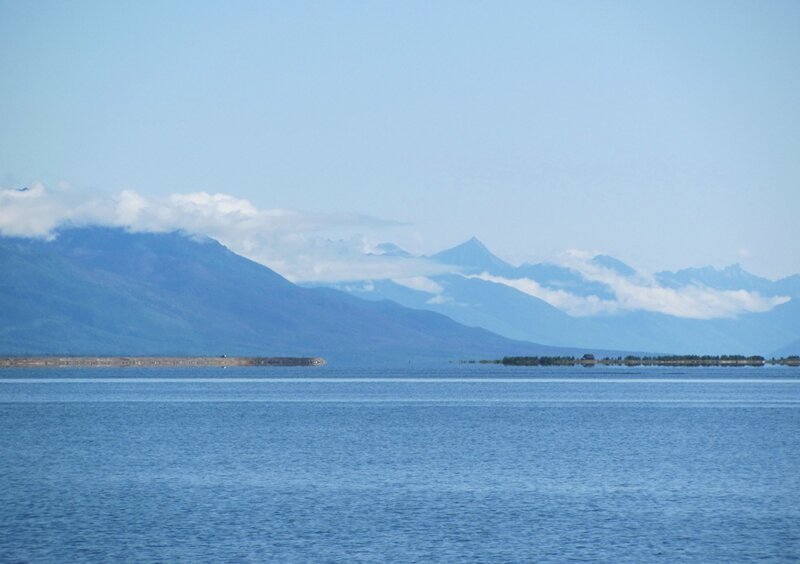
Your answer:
772,338 -> 800,358
430,237 -> 515,276
656,264 -> 775,293
514,262 -> 614,299
591,254 -> 636,277
0,228 -> 597,364
315,237 -> 800,355
776,274 -> 800,297
372,242 -> 411,258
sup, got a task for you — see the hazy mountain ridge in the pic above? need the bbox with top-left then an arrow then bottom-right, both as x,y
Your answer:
328,237 -> 800,355
0,228 -> 608,364
3,229 -> 796,360
430,237 -> 517,276
655,263 -> 777,294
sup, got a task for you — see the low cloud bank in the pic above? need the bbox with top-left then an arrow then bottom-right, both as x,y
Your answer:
472,253 -> 789,319
562,252 -> 790,318
469,273 -> 620,316
1,182 -> 789,319
0,183 -> 447,282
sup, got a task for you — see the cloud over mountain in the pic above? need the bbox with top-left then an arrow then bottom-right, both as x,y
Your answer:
1,182 -> 791,321
472,270 -> 788,320
426,242 -> 791,320
0,182 -> 447,282
468,273 -> 618,317
559,252 -> 789,318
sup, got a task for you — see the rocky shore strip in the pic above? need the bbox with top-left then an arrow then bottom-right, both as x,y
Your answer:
0,356 -> 326,368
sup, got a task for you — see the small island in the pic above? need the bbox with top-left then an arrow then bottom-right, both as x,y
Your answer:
464,354 -> 800,367
0,356 -> 326,368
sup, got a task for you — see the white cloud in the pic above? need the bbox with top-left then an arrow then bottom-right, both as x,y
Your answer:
0,182 -> 448,283
469,273 -> 619,316
392,276 -> 444,295
426,294 -> 452,305
1,183 -> 789,319
0,182 -> 91,238
600,277 -> 789,319
474,252 -> 791,319
563,252 -> 790,318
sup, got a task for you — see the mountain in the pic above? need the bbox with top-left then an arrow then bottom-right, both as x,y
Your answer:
325,274 -> 587,348
514,262 -> 614,299
430,237 -> 516,276
656,264 -> 776,294
371,242 -> 411,258
775,274 -> 800,298
591,255 -> 636,277
772,338 -> 800,357
312,237 -> 800,355
0,228 -> 597,365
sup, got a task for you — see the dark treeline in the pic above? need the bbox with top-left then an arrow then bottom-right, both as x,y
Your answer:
502,356 -> 581,366
462,355 -> 800,367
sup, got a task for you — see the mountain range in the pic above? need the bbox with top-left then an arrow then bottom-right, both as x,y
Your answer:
3,228 -> 796,362
0,228 -> 607,364
317,237 -> 800,356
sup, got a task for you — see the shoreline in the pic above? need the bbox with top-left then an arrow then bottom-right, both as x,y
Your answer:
0,356 -> 326,368
467,355 -> 800,367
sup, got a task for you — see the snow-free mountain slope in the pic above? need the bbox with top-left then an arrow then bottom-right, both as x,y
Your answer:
0,228 -> 594,363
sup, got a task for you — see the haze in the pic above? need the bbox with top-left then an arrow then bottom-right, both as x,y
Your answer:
1,1 -> 799,277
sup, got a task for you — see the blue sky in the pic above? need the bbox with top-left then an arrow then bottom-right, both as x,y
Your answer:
1,1 -> 799,277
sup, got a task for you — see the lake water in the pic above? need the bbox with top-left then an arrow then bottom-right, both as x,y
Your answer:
1,366 -> 799,562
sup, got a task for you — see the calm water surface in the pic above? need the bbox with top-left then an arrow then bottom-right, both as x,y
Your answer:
1,366 -> 799,562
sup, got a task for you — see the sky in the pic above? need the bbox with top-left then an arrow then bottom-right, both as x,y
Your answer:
1,1 -> 799,278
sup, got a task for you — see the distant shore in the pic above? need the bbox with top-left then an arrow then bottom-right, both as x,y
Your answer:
466,355 -> 800,367
0,356 -> 326,368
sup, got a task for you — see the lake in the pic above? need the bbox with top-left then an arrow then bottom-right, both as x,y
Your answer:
1,365 -> 798,562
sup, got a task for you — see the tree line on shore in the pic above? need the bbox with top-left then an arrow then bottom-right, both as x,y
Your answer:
461,354 -> 800,367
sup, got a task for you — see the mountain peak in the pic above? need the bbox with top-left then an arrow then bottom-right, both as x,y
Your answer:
656,262 -> 775,293
458,236 -> 491,253
448,236 -> 489,253
372,242 -> 411,258
590,254 -> 636,277
431,237 -> 513,275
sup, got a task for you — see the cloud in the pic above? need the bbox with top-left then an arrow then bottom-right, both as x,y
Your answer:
2,182 -> 789,319
563,252 -> 790,318
473,253 -> 790,319
392,276 -> 444,295
0,182 -> 444,283
426,294 -> 453,305
0,182 -> 102,238
469,273 -> 620,316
